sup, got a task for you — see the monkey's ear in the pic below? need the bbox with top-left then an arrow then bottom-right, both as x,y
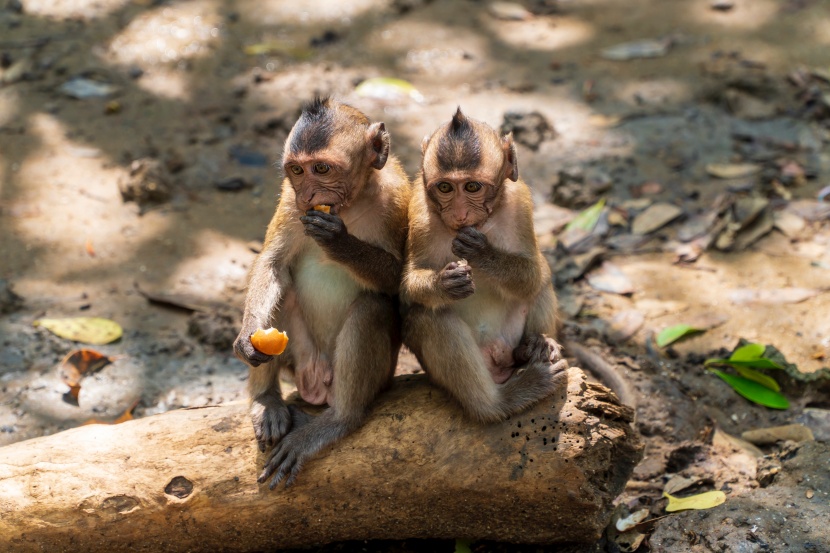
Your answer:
366,122 -> 390,170
421,134 -> 430,154
502,133 -> 519,182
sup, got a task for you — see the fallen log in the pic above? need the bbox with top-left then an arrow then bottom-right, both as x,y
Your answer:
0,368 -> 642,552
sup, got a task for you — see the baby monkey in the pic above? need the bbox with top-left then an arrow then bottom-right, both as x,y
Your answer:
234,98 -> 410,488
402,108 -> 567,422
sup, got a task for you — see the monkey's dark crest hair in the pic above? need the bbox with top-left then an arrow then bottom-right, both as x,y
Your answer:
289,97 -> 335,154
435,107 -> 481,172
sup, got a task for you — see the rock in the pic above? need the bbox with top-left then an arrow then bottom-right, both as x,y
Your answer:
500,110 -> 556,151
187,309 -> 239,349
119,158 -> 173,209
0,279 -> 23,314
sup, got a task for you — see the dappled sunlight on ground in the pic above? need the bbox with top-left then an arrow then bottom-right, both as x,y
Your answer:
484,15 -> 595,53
1,0 -> 830,547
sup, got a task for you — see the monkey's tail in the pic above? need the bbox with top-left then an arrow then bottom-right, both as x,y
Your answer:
563,340 -> 637,412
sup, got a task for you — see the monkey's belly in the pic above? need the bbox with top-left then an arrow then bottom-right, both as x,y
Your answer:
292,246 -> 363,351
455,283 -> 528,383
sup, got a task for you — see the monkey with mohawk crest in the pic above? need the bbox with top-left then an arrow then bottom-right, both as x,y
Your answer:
234,98 -> 410,488
402,108 -> 567,422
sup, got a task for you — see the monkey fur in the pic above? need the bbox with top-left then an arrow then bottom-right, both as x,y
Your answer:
233,98 -> 410,488
401,108 -> 568,423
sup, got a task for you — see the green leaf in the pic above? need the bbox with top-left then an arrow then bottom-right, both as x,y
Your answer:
454,540 -> 472,553
735,366 -> 780,392
704,342 -> 783,369
730,343 -> 766,361
705,358 -> 783,370
565,198 -> 606,232
711,370 -> 789,409
663,490 -> 726,512
656,324 -> 703,348
33,317 -> 123,345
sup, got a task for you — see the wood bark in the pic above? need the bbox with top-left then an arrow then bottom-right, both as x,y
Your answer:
0,368 -> 642,552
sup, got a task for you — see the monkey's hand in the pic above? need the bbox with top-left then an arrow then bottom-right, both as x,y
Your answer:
300,209 -> 348,249
513,334 -> 566,368
250,392 -> 292,452
452,226 -> 493,264
438,261 -> 475,300
234,327 -> 273,367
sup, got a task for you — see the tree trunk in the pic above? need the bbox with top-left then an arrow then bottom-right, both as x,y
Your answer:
0,368 -> 642,552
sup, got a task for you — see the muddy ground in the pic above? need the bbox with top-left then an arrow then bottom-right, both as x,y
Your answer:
1,0 -> 830,551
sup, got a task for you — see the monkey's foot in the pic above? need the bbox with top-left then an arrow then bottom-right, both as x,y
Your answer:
514,335 -> 565,368
258,424 -> 317,489
251,393 -> 292,452
288,404 -> 315,430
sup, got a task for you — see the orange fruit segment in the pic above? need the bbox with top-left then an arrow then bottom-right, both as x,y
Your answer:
250,327 -> 289,356
313,204 -> 331,214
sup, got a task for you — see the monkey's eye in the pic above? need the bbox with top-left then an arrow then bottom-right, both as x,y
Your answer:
289,165 -> 303,175
464,182 -> 483,193
313,163 -> 330,174
436,182 -> 453,193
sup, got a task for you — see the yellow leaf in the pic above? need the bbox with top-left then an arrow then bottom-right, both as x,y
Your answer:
33,317 -> 123,345
663,490 -> 726,512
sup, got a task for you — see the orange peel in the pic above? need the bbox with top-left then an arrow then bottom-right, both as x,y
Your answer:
250,327 -> 289,356
313,204 -> 331,214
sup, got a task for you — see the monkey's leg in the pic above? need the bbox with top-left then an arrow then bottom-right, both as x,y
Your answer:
248,358 -> 291,452
259,292 -> 398,489
404,306 -> 565,424
283,304 -> 334,407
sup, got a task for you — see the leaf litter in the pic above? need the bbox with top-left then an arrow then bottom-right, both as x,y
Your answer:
58,349 -> 114,405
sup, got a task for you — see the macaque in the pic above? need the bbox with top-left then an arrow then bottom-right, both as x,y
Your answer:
233,98 -> 410,488
401,108 -> 567,423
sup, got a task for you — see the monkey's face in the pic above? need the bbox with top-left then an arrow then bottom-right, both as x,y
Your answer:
284,153 -> 356,215
425,174 -> 500,231
283,99 -> 391,215
422,108 -> 518,231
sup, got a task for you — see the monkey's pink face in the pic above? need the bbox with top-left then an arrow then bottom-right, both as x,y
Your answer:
284,157 -> 353,215
426,177 -> 498,231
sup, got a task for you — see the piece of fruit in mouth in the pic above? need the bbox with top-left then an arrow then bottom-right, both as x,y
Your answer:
250,328 -> 289,355
312,204 -> 331,213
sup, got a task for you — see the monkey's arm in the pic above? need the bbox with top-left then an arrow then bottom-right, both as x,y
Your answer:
300,210 -> 401,295
452,227 -> 542,300
402,261 -> 475,308
234,193 -> 298,367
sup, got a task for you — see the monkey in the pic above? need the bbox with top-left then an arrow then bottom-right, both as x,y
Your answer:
233,97 -> 410,488
401,108 -> 568,423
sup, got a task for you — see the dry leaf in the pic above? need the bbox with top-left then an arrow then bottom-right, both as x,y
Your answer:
631,202 -> 683,235
85,239 -> 96,257
705,163 -> 761,179
616,509 -> 649,532
586,262 -> 635,295
728,288 -> 824,305
58,349 -> 113,405
82,399 -> 139,426
741,424 -> 815,445
663,490 -> 726,512
601,39 -> 671,61
34,317 -> 123,344
606,309 -> 645,343
488,1 -> 532,20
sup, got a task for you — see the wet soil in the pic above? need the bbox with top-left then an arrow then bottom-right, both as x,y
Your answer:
1,0 -> 829,551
